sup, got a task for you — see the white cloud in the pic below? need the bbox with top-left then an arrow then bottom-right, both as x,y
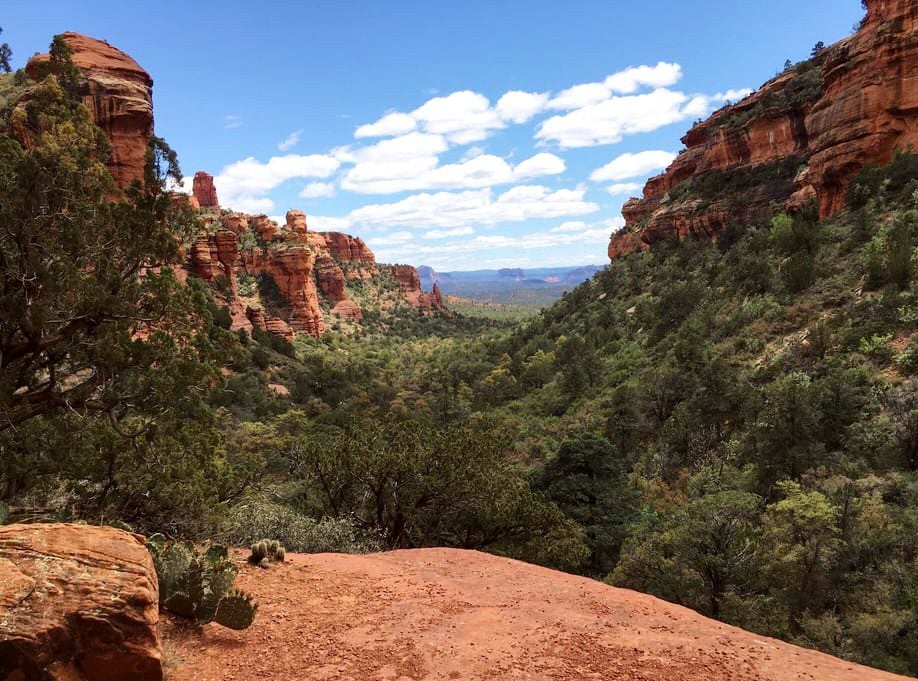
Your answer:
230,196 -> 276,214
538,88 -> 694,149
589,150 -> 676,182
496,90 -> 550,123
423,226 -> 475,239
223,115 -> 242,130
603,62 -> 683,94
341,132 -> 565,194
606,182 -> 644,196
299,181 -> 336,198
278,129 -> 302,151
348,184 -> 598,229
548,62 -> 682,111
373,217 -> 622,267
309,215 -> 353,232
411,90 -> 505,144
215,153 -> 340,212
367,230 -> 414,246
550,220 -> 588,233
354,112 -> 417,138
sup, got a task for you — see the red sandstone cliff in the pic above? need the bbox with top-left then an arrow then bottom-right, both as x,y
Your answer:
193,171 -> 219,208
609,0 -> 917,260
25,33 -> 154,189
387,265 -> 446,311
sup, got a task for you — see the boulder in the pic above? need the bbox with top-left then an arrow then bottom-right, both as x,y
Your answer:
0,523 -> 162,681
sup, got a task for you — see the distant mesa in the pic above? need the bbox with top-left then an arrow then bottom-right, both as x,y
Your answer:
609,0 -> 918,260
498,268 -> 525,279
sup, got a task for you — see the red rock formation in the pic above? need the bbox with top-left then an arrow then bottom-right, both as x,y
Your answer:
0,523 -> 163,681
190,229 -> 239,295
314,255 -> 348,302
243,245 -> 325,337
222,213 -> 249,235
246,306 -> 295,341
192,171 -> 219,208
609,0 -> 917,260
285,210 -> 308,240
322,232 -> 376,264
331,299 -> 363,321
26,33 -> 154,189
250,215 -> 279,243
387,265 -> 445,309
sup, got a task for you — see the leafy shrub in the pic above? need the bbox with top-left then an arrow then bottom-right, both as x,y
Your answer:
146,535 -> 257,629
226,500 -> 380,554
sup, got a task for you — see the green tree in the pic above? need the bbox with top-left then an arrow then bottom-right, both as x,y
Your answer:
0,75 -> 214,433
535,435 -> 640,576
0,28 -> 12,74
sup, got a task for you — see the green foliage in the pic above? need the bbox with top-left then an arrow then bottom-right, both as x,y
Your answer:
147,537 -> 256,629
0,28 -> 11,74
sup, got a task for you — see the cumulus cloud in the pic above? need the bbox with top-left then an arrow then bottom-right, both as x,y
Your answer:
299,181 -> 336,198
373,217 -> 623,266
354,112 -> 417,138
348,184 -> 598,229
589,150 -> 676,182
411,90 -> 506,144
340,132 -> 565,194
550,220 -> 589,233
423,226 -> 475,239
278,129 -> 302,151
496,90 -> 550,123
606,182 -> 644,196
538,88 -> 695,149
367,230 -> 414,247
548,62 -> 683,110
215,153 -> 340,212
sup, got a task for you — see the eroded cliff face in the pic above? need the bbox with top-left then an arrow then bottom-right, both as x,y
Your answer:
25,32 -> 154,189
188,204 -> 443,338
192,171 -> 219,208
609,0 -> 917,260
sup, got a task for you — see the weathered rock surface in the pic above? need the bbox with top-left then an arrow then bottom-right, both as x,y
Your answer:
387,265 -> 445,310
609,0 -> 918,260
314,255 -> 348,303
0,523 -> 162,681
192,171 -> 219,208
26,33 -> 154,189
245,245 -> 325,336
161,547 -> 906,681
322,232 -> 376,265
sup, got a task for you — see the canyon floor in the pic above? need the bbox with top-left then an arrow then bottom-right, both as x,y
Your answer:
159,548 -> 908,681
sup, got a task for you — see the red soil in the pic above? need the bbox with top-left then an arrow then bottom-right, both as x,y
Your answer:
161,548 -> 908,681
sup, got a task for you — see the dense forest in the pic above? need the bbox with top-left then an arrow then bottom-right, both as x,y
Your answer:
1,33 -> 917,676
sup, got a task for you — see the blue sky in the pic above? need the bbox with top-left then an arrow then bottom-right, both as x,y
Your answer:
5,0 -> 864,270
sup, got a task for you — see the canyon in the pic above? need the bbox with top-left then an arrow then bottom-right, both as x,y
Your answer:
609,0 -> 918,259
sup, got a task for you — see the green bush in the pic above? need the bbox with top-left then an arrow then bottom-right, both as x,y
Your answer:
226,500 -> 380,554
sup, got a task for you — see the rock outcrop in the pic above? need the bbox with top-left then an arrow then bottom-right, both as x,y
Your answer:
186,192 -> 442,335
387,265 -> 446,310
25,33 -> 154,189
322,232 -> 376,266
0,523 -> 163,681
192,171 -> 219,208
609,0 -> 918,260
161,547 -> 907,681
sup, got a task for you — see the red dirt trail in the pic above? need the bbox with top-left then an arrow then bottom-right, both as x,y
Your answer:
161,547 -> 909,681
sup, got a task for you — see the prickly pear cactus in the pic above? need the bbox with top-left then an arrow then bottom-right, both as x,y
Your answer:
146,537 -> 256,629
214,589 -> 258,630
